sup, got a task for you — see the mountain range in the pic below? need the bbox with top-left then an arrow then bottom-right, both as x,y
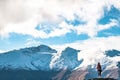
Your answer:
0,45 -> 119,80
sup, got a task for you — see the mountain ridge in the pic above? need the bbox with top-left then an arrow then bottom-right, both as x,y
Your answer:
0,45 -> 120,80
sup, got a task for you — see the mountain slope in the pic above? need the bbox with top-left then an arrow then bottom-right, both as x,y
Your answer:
0,45 -> 82,71
51,47 -> 83,70
0,45 -> 57,70
105,49 -> 120,57
0,45 -> 120,80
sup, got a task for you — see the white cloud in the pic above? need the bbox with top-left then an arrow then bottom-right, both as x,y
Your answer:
74,19 -> 118,37
25,38 -> 40,47
0,0 -> 120,38
51,36 -> 120,52
98,19 -> 118,31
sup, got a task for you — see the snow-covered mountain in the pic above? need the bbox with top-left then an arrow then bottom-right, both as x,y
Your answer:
0,45 -> 57,70
0,45 -> 82,71
50,47 -> 83,70
0,45 -> 120,80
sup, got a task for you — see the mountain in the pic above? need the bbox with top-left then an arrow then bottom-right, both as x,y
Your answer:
105,49 -> 120,57
0,45 -> 82,71
63,49 -> 120,80
0,45 -> 57,70
117,62 -> 120,80
51,47 -> 83,70
0,45 -> 120,80
88,78 -> 116,80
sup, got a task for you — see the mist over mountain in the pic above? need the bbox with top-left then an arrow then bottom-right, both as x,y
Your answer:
0,45 -> 120,80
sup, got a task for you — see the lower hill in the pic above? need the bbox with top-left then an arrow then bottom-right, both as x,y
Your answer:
88,78 -> 116,80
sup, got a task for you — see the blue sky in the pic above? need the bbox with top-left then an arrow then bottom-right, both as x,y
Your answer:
0,0 -> 120,52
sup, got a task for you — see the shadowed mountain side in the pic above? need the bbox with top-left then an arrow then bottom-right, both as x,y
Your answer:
105,50 -> 120,57
0,68 -> 75,80
88,78 -> 116,80
67,69 -> 88,80
65,68 -> 119,80
0,69 -> 117,80
0,69 -> 59,80
52,68 -> 71,80
102,69 -> 119,79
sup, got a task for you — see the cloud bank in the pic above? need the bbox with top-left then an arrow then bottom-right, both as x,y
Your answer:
0,0 -> 120,38
51,36 -> 120,67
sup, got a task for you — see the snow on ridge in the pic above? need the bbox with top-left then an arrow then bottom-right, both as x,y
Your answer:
50,50 -> 62,69
0,44 -> 120,71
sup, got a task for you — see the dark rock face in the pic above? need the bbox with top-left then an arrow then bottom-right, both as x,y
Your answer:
105,50 -> 120,57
